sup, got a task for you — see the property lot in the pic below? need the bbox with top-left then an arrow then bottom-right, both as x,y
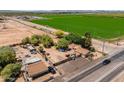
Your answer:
0,19 -> 47,46
13,46 -> 43,62
0,17 -> 104,82
13,45 -> 59,82
52,57 -> 100,82
44,44 -> 89,65
56,57 -> 90,76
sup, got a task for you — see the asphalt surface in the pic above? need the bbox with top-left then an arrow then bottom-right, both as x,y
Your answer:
79,52 -> 124,82
67,49 -> 124,82
97,63 -> 124,82
111,70 -> 124,82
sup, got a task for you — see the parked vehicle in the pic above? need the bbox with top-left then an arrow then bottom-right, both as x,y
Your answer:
59,48 -> 65,52
102,59 -> 111,65
25,54 -> 31,58
27,45 -> 37,54
6,77 -> 16,82
30,50 -> 37,54
48,66 -> 56,74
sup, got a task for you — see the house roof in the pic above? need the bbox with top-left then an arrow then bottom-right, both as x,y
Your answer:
24,57 -> 41,65
27,46 -> 35,50
27,61 -> 48,78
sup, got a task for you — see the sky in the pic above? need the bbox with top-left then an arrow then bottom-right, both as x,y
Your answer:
0,0 -> 124,10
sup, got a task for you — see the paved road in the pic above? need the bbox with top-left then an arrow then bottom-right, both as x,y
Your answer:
111,70 -> 124,82
66,49 -> 124,82
78,52 -> 124,82
97,63 -> 124,82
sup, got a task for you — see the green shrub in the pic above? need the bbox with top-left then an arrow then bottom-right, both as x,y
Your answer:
54,30 -> 64,38
89,47 -> 95,52
56,38 -> 69,50
38,45 -> 44,52
1,63 -> 21,81
30,37 -> 39,46
81,32 -> 92,49
0,46 -> 16,68
64,33 -> 82,44
40,35 -> 54,48
22,35 -> 43,46
21,37 -> 30,45
30,35 -> 42,46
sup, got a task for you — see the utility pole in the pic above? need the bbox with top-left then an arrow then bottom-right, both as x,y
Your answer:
102,41 -> 105,53
117,38 -> 120,46
117,31 -> 121,46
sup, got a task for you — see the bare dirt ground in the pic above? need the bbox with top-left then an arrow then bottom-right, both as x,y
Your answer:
92,39 -> 123,55
115,40 -> 124,46
45,44 -> 89,64
0,19 -> 49,46
0,76 -> 4,82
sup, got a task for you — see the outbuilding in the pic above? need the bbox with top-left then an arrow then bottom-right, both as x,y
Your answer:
22,57 -> 49,81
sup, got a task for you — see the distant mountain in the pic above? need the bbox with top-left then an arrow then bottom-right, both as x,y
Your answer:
0,10 -> 124,16
0,10 -> 124,13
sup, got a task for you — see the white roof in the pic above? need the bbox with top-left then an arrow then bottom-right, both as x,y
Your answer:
24,57 -> 41,65
27,46 -> 35,50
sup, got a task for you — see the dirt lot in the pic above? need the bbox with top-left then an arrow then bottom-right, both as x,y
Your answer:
13,45 -> 60,82
0,76 -> 4,82
0,19 -> 49,46
45,44 -> 87,65
45,44 -> 102,65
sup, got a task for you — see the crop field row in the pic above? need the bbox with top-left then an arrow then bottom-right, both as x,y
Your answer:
31,14 -> 124,40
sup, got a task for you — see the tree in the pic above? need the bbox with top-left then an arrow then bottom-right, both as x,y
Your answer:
31,35 -> 42,41
1,63 -> 21,81
64,33 -> 82,44
85,32 -> 92,39
89,46 -> 95,52
56,38 -> 69,50
38,45 -> 44,52
30,37 -> 39,46
21,37 -> 30,45
0,46 -> 16,68
81,32 -> 92,49
22,35 -> 43,46
40,35 -> 54,48
54,30 -> 64,38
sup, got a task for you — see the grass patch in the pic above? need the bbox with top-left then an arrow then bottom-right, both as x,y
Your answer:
31,14 -> 124,40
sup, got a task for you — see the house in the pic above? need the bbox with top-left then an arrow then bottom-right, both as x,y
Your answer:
22,57 -> 49,81
23,57 -> 41,65
26,61 -> 49,79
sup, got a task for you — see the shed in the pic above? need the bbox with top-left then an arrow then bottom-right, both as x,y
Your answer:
27,62 -> 48,79
23,57 -> 41,65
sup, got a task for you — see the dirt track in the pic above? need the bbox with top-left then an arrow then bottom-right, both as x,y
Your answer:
0,19 -> 48,46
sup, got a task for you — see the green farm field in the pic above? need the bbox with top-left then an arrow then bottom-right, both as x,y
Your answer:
31,14 -> 124,40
